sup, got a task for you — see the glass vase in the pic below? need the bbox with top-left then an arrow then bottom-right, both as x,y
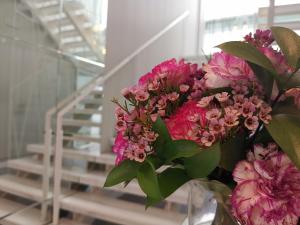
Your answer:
188,179 -> 239,225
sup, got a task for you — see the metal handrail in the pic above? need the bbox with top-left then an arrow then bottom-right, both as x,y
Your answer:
52,10 -> 190,224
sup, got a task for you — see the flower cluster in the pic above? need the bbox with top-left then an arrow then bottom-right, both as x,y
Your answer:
113,59 -> 202,164
232,143 -> 300,225
166,83 -> 271,147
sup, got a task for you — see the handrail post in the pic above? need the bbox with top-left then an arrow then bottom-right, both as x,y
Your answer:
52,112 -> 64,225
41,111 -> 53,221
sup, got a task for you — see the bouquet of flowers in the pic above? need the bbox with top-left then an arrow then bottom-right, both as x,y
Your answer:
105,27 -> 300,225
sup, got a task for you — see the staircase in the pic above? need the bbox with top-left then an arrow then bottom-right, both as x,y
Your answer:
22,0 -> 106,62
0,10 -> 190,225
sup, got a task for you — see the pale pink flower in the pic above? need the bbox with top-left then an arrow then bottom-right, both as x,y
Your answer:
167,92 -> 179,102
121,87 -> 131,97
259,110 -> 272,124
134,89 -> 149,102
224,114 -> 239,127
247,143 -> 279,162
134,150 -> 146,162
231,153 -> 300,225
197,96 -> 214,108
205,108 -> 222,120
209,118 -> 225,135
233,94 -> 246,106
150,113 -> 158,122
249,96 -> 263,107
115,120 -> 127,131
132,124 -> 142,135
158,109 -> 165,117
286,88 -> 300,109
144,131 -> 158,142
200,131 -> 216,147
157,96 -> 167,109
241,101 -> 256,117
215,92 -> 229,102
203,52 -> 254,88
148,79 -> 160,91
180,84 -> 190,92
244,116 -> 259,131
115,107 -> 125,120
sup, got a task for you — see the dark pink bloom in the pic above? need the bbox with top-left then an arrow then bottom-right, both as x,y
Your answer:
260,47 -> 290,74
113,133 -> 128,165
244,29 -> 274,48
232,152 -> 300,225
165,101 -> 206,143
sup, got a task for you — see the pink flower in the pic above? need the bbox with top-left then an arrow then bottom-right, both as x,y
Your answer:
197,96 -> 214,108
224,114 -> 239,127
247,143 -> 278,162
200,131 -> 216,147
138,72 -> 156,86
167,92 -> 179,101
116,120 -> 127,131
208,118 -> 225,135
244,29 -> 274,48
148,58 -> 198,86
241,101 -> 256,117
286,88 -> 300,109
231,152 -> 300,225
206,108 -> 222,120
134,89 -> 149,102
113,133 -> 128,164
244,116 -> 259,131
180,84 -> 190,92
166,101 -> 206,143
260,47 -> 290,74
215,92 -> 229,102
203,52 -> 254,88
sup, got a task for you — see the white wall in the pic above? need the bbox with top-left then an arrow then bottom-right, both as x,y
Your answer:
101,0 -> 200,152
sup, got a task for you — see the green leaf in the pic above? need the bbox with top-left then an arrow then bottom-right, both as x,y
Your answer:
104,160 -> 140,187
271,26 -> 300,70
220,133 -> 246,171
164,140 -> 201,162
248,62 -> 274,98
266,114 -> 300,169
152,117 -> 172,157
217,41 -> 276,74
137,160 -> 161,201
158,168 -> 190,198
183,142 -> 221,178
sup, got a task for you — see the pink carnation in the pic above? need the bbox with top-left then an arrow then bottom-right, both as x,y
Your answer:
138,58 -> 198,86
231,152 -> 300,225
113,132 -> 128,165
203,52 -> 254,88
260,47 -> 290,74
165,101 -> 206,143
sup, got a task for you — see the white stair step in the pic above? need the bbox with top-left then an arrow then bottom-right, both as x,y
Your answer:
62,119 -> 101,127
63,135 -> 101,143
56,219 -> 88,225
80,98 -> 102,105
1,205 -> 43,225
26,144 -> 46,154
63,41 -> 88,50
60,192 -> 185,225
0,198 -> 24,218
47,17 -> 71,30
6,157 -> 43,175
63,149 -> 115,165
69,108 -> 102,115
60,30 -> 80,39
91,89 -> 103,96
0,175 -> 51,201
27,144 -> 115,165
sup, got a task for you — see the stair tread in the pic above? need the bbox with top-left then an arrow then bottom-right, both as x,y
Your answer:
62,118 -> 102,127
6,157 -> 43,175
0,175 -> 51,201
69,108 -> 102,115
1,204 -> 43,225
57,219 -> 88,225
27,144 -> 115,164
60,192 -> 185,225
0,198 -> 24,218
63,134 -> 101,143
80,98 -> 102,105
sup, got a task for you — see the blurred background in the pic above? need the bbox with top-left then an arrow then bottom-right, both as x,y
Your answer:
0,0 -> 298,224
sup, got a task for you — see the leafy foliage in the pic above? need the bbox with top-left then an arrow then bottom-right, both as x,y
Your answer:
266,114 -> 300,169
